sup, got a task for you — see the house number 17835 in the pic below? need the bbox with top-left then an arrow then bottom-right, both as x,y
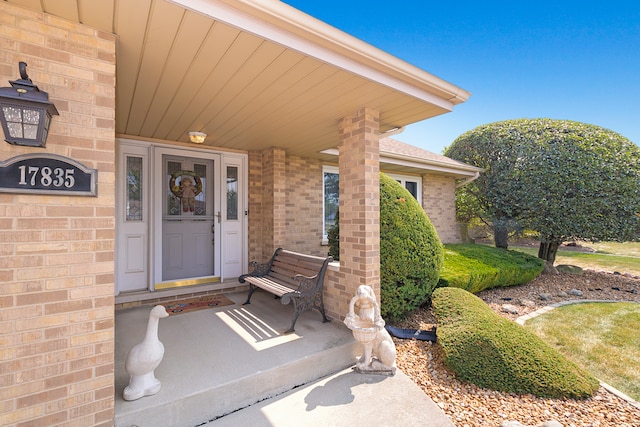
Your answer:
0,154 -> 97,196
18,165 -> 75,188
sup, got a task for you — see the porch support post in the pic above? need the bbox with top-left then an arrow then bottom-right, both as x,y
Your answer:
262,147 -> 287,256
337,108 -> 381,307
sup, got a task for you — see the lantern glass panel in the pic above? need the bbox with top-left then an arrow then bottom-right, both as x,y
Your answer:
24,123 -> 38,139
7,122 -> 23,138
23,108 -> 40,124
1,105 -> 43,140
2,106 -> 22,122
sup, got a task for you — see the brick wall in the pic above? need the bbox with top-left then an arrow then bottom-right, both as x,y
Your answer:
422,173 -> 462,243
285,155 -> 325,256
248,149 -> 327,263
247,151 -> 263,263
246,138 -> 467,321
0,3 -> 116,426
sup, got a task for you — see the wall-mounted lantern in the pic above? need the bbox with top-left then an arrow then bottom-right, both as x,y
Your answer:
0,62 -> 59,148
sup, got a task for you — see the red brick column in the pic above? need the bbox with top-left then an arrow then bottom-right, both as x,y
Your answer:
334,108 -> 381,314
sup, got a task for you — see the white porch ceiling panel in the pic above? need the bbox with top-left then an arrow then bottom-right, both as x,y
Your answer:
6,0 -> 470,158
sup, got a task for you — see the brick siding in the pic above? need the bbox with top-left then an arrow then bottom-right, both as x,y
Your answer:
285,155 -> 325,255
422,173 -> 463,243
0,3 -> 116,426
247,151 -> 264,262
246,133 -> 463,321
248,149 -> 327,263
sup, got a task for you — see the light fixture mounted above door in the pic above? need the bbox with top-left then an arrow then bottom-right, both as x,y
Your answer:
188,131 -> 207,144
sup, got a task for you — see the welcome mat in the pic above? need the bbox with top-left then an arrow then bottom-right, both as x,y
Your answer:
164,294 -> 235,315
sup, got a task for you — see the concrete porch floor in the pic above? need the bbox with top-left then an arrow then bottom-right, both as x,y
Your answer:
114,290 -> 358,427
114,290 -> 454,427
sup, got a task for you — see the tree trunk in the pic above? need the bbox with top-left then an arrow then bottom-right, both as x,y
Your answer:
538,241 -> 561,274
494,223 -> 508,249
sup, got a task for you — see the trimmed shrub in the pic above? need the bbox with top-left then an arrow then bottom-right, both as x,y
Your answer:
438,244 -> 544,293
432,287 -> 599,398
380,173 -> 443,320
327,210 -> 339,261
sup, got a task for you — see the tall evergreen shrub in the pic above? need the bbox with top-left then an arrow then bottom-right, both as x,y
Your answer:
380,173 -> 443,320
327,210 -> 339,260
326,173 -> 443,320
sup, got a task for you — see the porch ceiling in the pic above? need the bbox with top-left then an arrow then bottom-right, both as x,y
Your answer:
6,0 -> 470,158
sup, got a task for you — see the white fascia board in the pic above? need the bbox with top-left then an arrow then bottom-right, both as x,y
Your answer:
382,155 -> 481,177
321,148 -> 482,177
382,152 -> 483,174
168,0 -> 469,110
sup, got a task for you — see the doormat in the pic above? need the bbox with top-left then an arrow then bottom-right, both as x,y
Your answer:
164,294 -> 235,315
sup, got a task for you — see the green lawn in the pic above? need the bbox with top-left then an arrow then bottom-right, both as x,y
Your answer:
589,241 -> 640,258
510,242 -> 640,276
525,302 -> 640,402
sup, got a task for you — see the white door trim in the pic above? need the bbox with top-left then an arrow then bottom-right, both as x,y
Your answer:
115,138 -> 248,295
115,142 -> 150,295
221,154 -> 248,279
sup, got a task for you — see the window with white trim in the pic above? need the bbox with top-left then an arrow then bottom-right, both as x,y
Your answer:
322,167 -> 422,241
387,173 -> 422,204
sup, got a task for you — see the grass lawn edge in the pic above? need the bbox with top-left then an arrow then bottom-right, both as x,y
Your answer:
517,299 -> 640,408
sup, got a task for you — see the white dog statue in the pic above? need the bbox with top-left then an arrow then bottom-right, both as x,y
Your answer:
344,285 -> 396,375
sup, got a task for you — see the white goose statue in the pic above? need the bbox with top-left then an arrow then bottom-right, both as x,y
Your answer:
123,305 -> 169,401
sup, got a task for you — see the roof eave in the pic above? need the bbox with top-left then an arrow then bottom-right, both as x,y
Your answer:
321,148 -> 483,178
169,0 -> 471,108
380,153 -> 484,177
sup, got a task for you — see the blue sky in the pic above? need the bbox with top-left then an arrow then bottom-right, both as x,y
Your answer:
283,1 -> 640,154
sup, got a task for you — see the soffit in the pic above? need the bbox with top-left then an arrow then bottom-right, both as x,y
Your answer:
6,0 -> 470,158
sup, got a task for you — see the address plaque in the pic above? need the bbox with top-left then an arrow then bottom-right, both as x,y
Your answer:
0,153 -> 97,196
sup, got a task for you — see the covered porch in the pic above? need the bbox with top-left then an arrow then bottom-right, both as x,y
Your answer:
114,289 -> 455,427
0,1 -> 470,425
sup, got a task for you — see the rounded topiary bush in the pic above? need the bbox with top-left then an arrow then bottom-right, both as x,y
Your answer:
432,287 -> 599,398
380,173 -> 443,321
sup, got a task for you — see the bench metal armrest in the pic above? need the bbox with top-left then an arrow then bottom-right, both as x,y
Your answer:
238,261 -> 271,283
293,273 -> 320,295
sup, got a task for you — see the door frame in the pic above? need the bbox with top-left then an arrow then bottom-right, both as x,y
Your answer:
115,138 -> 248,294
115,141 -> 150,294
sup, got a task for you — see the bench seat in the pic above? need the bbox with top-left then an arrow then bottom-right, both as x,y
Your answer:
238,248 -> 333,333
241,276 -> 295,297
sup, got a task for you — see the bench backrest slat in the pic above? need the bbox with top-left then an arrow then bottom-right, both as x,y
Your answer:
271,259 -> 321,276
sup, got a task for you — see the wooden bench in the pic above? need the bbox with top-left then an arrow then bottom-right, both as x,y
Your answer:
238,248 -> 333,333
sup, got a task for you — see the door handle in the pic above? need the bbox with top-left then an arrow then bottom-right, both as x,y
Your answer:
215,211 -> 221,223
